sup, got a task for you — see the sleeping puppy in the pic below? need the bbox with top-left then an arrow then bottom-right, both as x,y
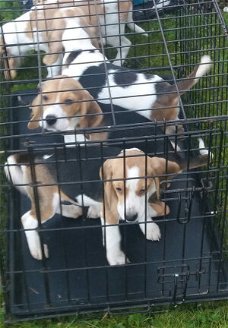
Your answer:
0,5 -> 99,79
28,77 -> 210,156
4,146 -> 185,265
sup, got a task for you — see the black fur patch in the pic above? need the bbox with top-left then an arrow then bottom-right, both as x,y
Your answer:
65,50 -> 82,67
79,63 -> 114,99
114,70 -> 138,87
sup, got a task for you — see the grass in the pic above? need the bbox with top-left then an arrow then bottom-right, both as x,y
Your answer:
1,301 -> 228,327
0,1 -> 228,326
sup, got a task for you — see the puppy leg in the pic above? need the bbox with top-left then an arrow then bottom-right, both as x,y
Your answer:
76,194 -> 101,219
112,35 -> 131,66
44,53 -> 63,78
101,217 -> 129,266
57,204 -> 82,218
21,211 -> 48,260
105,23 -> 131,66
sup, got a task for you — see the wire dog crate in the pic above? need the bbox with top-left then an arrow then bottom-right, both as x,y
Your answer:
0,0 -> 228,322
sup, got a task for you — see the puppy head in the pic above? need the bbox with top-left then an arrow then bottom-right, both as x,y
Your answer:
28,76 -> 103,131
100,148 -> 181,223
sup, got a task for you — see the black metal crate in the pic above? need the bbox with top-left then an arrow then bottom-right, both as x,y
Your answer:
0,0 -> 228,322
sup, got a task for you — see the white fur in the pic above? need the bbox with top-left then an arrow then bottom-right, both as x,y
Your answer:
100,217 -> 128,265
62,28 -> 212,118
197,137 -> 214,160
36,0 -> 148,66
98,0 -> 147,65
62,35 -> 164,115
64,133 -> 88,145
57,204 -> 82,218
42,103 -> 81,131
1,7 -> 63,78
138,218 -> 161,241
152,0 -> 171,10
4,155 -> 27,194
21,211 -> 49,260
194,55 -> 212,81
117,166 -> 157,222
76,194 -> 101,218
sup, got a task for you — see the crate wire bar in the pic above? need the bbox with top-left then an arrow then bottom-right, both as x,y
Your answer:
0,0 -> 228,322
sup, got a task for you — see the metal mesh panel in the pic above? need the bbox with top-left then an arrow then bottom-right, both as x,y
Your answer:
0,0 -> 227,322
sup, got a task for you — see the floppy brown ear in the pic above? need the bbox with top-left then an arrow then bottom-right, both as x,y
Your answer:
149,200 -> 170,217
99,159 -> 119,224
149,157 -> 181,177
28,94 -> 42,129
79,90 -> 104,129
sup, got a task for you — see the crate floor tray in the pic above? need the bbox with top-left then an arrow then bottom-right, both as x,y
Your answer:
8,175 -> 228,318
5,96 -> 228,319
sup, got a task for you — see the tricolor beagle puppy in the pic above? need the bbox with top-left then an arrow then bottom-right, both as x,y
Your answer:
5,146 -> 189,265
28,77 -> 211,155
0,5 -> 99,79
60,21 -> 212,136
32,0 -> 148,66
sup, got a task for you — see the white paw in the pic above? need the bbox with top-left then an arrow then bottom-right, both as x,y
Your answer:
30,243 -> 49,260
107,250 -> 129,266
63,205 -> 82,219
142,222 -> 161,241
87,205 -> 101,219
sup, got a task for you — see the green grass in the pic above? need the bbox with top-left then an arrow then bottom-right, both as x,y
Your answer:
1,302 -> 228,327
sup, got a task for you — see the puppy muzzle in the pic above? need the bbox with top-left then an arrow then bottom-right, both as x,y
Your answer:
45,115 -> 57,126
125,213 -> 138,223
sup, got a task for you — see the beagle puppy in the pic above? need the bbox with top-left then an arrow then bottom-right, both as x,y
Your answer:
0,5 -> 99,79
28,77 -> 211,156
32,0 -> 148,66
4,146 -> 185,264
60,20 -> 212,136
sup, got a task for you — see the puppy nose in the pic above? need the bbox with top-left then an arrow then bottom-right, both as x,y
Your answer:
46,115 -> 57,126
126,213 -> 138,222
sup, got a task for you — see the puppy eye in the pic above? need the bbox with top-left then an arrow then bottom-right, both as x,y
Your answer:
139,188 -> 146,195
115,187 -> 122,193
42,95 -> 49,101
64,98 -> 74,105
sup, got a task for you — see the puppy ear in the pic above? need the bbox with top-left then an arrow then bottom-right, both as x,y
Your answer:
99,159 -> 118,223
28,94 -> 42,129
149,157 -> 181,177
149,200 -> 170,217
79,90 -> 103,129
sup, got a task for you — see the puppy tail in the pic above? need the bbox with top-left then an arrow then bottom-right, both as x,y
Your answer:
172,55 -> 212,95
127,21 -> 148,37
178,153 -> 210,171
126,8 -> 148,37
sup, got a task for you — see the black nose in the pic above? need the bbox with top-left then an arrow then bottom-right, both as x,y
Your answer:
46,115 -> 57,126
126,213 -> 138,222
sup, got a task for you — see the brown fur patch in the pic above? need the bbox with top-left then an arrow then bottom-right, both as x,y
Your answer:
23,162 -> 73,222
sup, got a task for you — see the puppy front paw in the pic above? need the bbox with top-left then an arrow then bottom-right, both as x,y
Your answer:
141,222 -> 161,241
87,205 -> 101,219
30,243 -> 49,260
107,250 -> 129,266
